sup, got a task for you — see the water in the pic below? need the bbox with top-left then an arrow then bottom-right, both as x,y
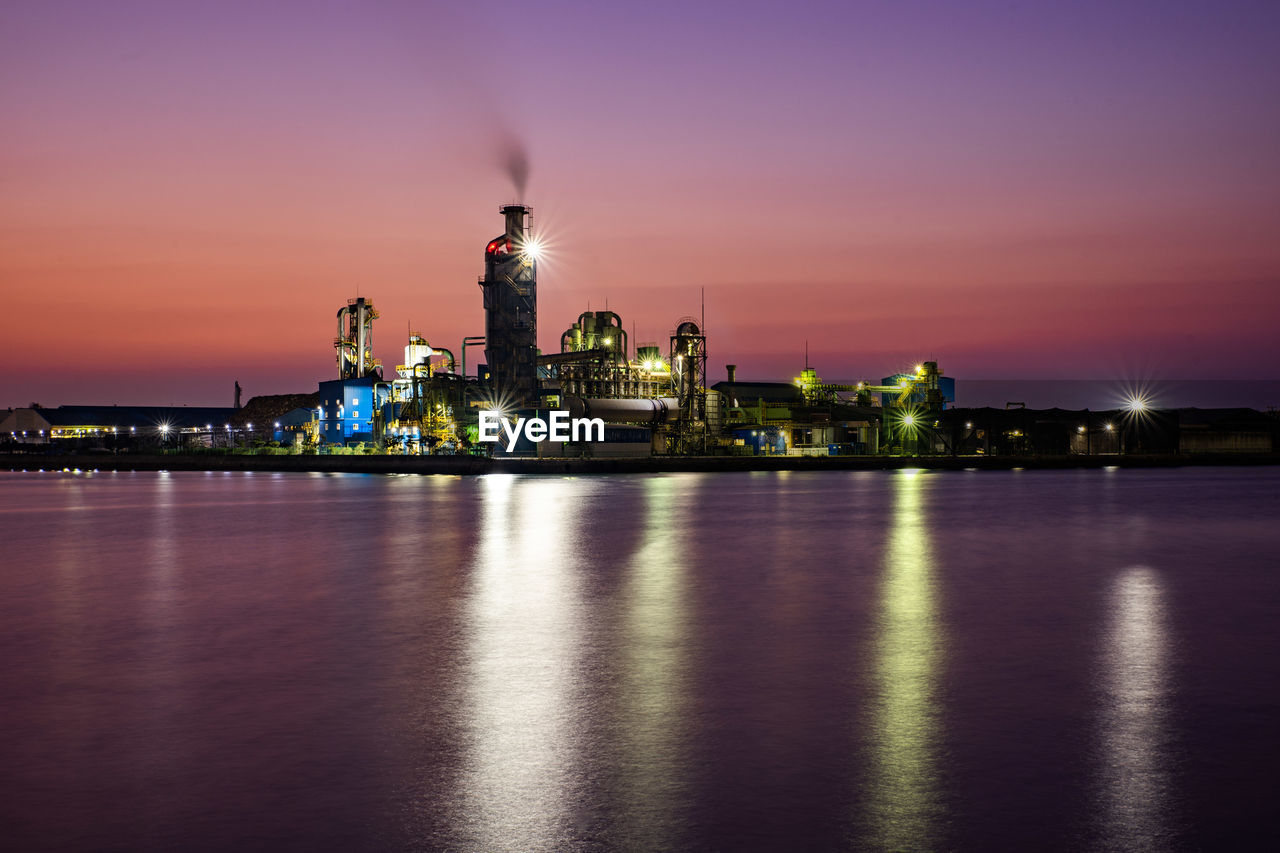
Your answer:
2,468 -> 1278,851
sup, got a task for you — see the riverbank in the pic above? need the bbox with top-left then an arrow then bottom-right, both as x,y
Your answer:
3,451 -> 1279,475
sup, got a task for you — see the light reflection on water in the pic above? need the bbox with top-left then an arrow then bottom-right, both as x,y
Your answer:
2,468 -> 1279,851
458,475 -> 589,852
1098,565 -> 1172,852
614,475 -> 691,849
863,468 -> 944,849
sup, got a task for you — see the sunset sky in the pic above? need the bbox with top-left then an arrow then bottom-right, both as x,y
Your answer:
4,0 -> 1279,407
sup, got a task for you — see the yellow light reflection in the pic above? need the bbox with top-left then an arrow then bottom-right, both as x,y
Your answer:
616,474 -> 692,845
459,475 -> 587,852
864,468 -> 943,849
1099,566 -> 1170,850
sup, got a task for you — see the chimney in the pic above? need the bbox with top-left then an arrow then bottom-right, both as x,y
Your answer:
726,364 -> 737,383
234,381 -> 242,410
502,204 -> 528,243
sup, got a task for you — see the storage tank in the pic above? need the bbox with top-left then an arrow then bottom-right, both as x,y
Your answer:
564,396 -> 681,424
403,335 -> 433,374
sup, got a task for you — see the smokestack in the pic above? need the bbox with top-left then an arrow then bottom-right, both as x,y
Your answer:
482,203 -> 539,408
234,380 -> 242,410
502,204 -> 528,243
726,364 -> 737,383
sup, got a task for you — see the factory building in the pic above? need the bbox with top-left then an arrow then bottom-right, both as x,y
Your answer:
267,197 -> 1273,461
930,407 -> 1278,456
10,195 -> 1277,461
705,362 -> 954,455
1,405 -> 236,447
305,203 -> 710,457
317,376 -> 386,447
538,310 -> 704,454
229,393 -> 320,446
879,372 -> 955,408
315,294 -> 392,447
1177,408 -> 1278,453
297,202 -> 948,458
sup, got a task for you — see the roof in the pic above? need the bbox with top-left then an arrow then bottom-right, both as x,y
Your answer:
941,406 -> 1279,434
230,393 -> 320,427
711,380 -> 804,404
11,405 -> 236,429
318,375 -> 381,390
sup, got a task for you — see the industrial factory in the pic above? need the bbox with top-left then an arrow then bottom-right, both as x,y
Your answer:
282,202 -> 1274,459
303,202 -> 968,459
4,201 -> 1277,459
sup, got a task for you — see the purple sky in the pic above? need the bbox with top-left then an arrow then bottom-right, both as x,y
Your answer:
3,0 -> 1279,406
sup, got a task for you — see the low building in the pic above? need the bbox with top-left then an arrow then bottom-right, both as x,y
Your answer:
937,407 -> 1277,456
230,393 -> 320,444
1178,408 -> 1277,453
2,405 -> 236,447
317,377 -> 386,446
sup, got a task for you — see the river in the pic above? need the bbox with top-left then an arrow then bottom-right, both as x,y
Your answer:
2,468 -> 1277,850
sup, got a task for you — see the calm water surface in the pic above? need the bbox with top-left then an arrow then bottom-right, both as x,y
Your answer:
2,468 -> 1278,851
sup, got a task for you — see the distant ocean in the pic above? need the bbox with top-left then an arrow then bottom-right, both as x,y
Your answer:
954,380 -> 1280,411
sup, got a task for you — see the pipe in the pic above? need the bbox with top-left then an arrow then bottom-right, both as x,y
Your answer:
563,396 -> 680,425
355,299 -> 367,378
336,306 -> 351,376
461,336 -> 485,379
432,347 -> 456,374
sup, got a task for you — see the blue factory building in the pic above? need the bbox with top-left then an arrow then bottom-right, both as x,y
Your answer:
317,376 -> 387,446
731,425 -> 788,455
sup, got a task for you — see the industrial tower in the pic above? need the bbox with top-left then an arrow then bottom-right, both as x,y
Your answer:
479,204 -> 538,408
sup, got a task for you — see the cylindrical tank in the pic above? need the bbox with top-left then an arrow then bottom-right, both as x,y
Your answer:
564,397 -> 681,424
404,336 -> 433,371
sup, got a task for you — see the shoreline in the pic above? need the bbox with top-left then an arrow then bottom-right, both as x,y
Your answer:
3,451 -> 1278,476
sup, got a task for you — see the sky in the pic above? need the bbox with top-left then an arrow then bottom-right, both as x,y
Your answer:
3,0 -> 1279,407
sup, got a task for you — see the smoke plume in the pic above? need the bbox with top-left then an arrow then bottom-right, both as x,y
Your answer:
497,130 -> 530,200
